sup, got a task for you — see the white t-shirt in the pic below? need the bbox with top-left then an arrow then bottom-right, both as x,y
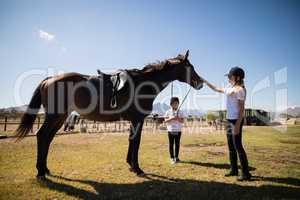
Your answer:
164,109 -> 185,132
224,85 -> 246,120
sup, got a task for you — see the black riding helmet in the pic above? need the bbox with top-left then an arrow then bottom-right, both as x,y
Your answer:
225,66 -> 245,79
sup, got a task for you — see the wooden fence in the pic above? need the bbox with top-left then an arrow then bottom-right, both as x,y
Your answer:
0,116 -> 224,137
0,116 -> 164,135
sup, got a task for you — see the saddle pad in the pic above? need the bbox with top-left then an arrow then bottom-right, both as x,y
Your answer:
110,70 -> 129,91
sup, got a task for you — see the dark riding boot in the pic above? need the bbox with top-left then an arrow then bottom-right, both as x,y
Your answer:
225,170 -> 238,177
237,152 -> 251,181
237,173 -> 252,181
225,152 -> 238,177
45,167 -> 51,175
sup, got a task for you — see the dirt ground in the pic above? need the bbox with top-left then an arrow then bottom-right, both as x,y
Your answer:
0,126 -> 299,199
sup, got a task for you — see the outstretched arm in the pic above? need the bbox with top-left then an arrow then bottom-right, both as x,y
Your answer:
204,79 -> 225,93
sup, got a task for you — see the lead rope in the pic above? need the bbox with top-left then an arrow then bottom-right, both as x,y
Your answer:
176,86 -> 192,116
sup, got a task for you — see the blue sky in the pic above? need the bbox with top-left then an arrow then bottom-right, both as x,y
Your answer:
0,0 -> 299,111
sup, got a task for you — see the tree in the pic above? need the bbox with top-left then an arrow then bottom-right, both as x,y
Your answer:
206,113 -> 218,122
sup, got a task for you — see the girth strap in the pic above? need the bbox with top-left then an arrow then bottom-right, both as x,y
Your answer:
111,73 -> 120,108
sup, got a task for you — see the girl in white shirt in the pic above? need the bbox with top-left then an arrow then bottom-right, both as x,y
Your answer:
205,67 -> 251,181
164,97 -> 184,164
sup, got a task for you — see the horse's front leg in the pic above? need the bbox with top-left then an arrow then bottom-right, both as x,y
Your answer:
126,139 -> 133,168
127,120 -> 144,176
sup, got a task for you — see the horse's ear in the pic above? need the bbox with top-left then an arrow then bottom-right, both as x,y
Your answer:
184,50 -> 190,60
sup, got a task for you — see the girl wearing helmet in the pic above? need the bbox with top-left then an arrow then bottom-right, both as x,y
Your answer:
204,66 -> 252,181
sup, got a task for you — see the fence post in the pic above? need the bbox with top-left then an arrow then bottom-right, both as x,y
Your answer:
4,116 -> 7,132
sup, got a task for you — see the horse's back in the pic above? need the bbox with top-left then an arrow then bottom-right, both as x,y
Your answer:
40,72 -> 89,90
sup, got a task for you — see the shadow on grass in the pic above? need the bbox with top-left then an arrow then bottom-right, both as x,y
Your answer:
180,160 -> 256,171
38,173 -> 300,200
252,176 -> 300,187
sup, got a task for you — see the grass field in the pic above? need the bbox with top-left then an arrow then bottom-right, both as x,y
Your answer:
0,126 -> 299,199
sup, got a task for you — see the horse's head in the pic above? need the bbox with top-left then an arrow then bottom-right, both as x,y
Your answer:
166,50 -> 204,90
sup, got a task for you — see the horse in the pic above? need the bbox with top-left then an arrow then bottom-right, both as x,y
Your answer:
15,50 -> 204,179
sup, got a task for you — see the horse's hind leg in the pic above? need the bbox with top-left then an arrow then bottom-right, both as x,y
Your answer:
36,114 -> 66,179
44,115 -> 66,175
127,120 -> 144,176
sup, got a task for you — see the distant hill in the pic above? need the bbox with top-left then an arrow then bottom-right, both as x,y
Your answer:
152,103 -> 205,117
0,103 -> 205,117
152,103 -> 170,115
0,105 -> 28,113
0,105 -> 44,115
285,106 -> 300,117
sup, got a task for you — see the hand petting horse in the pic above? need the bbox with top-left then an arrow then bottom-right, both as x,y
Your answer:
15,50 -> 204,179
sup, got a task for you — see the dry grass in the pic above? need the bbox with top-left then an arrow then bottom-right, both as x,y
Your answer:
0,126 -> 299,199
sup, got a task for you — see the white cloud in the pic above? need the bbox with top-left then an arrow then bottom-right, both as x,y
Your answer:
39,30 -> 55,41
37,29 -> 67,54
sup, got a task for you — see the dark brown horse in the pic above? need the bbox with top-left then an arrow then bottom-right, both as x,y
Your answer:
15,50 -> 204,179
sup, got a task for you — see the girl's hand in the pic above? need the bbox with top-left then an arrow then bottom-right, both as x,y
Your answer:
204,80 -> 224,93
170,116 -> 177,121
165,116 -> 176,122
174,116 -> 184,123
170,116 -> 179,122
233,124 -> 240,135
173,116 -> 179,120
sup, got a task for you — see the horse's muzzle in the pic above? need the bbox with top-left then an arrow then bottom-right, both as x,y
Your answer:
195,82 -> 203,90
192,79 -> 203,90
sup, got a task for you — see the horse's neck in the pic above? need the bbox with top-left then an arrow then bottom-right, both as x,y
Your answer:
146,71 -> 174,93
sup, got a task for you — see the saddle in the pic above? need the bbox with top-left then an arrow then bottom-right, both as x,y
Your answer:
97,69 -> 129,108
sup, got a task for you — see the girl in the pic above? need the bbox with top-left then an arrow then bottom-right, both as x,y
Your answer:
205,66 -> 252,181
164,97 -> 184,164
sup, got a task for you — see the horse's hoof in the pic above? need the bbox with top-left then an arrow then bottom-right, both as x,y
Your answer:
137,171 -> 146,177
135,168 -> 145,177
45,168 -> 51,175
129,167 -> 134,172
36,175 -> 46,181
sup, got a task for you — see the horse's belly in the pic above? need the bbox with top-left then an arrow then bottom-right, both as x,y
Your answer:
79,112 -> 123,122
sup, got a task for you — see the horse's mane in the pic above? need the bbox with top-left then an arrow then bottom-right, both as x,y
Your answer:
141,60 -> 168,73
130,54 -> 185,74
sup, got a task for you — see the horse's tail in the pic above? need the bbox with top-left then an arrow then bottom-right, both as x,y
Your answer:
15,84 -> 42,141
